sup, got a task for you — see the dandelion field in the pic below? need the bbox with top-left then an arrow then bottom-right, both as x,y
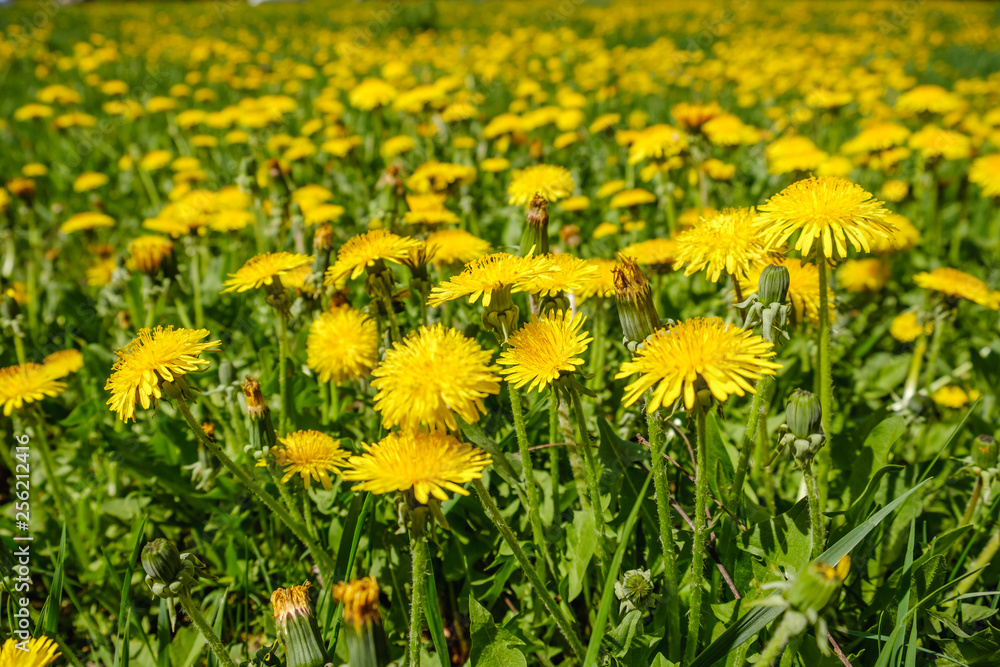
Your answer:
2,1 -> 1000,665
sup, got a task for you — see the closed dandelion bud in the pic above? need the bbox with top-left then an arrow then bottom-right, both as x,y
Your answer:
480,284 -> 520,344
972,435 -> 998,470
243,376 -> 276,453
142,538 -> 182,585
333,576 -> 389,667
759,264 -> 790,305
612,256 -> 661,351
785,556 -> 850,615
786,389 -> 822,440
271,582 -> 328,667
614,568 -> 659,614
521,193 -> 550,255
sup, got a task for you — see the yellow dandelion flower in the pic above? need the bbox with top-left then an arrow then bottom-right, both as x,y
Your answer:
914,267 -> 1000,310
931,385 -> 978,409
620,239 -> 678,269
702,114 -> 760,147
671,101 -> 723,131
480,157 -> 511,173
498,310 -> 592,392
837,259 -> 890,293
879,179 -> 910,203
755,177 -> 892,262
425,229 -> 491,265
371,324 -> 500,431
522,252 -> 598,297
908,125 -> 971,161
869,214 -> 919,253
14,103 -> 54,121
679,206 -> 718,229
406,161 -> 477,193
674,207 -> 783,282
105,326 -> 220,422
765,136 -> 827,175
127,235 -> 174,275
348,78 -> 398,110
593,222 -> 619,239
324,230 -> 422,284
615,317 -> 781,412
970,154 -> 1000,198
60,211 -> 115,234
222,252 -> 314,293
140,150 -> 173,171
596,180 -> 627,198
86,258 -> 116,286
577,258 -> 618,300
332,576 -> 381,632
507,164 -> 575,206
559,196 -> 590,211
609,188 -> 656,209
73,172 -> 109,193
272,430 -> 350,490
43,349 -> 84,379
895,84 -> 962,115
381,135 -> 416,159
342,429 -> 492,504
741,259 -> 830,326
22,163 -> 48,177
304,204 -> 345,226
402,193 -> 459,226
841,122 -> 911,155
428,252 -> 557,307
0,364 -> 66,416
306,306 -> 378,384
889,312 -> 932,343
0,636 -> 61,667
627,124 -> 688,164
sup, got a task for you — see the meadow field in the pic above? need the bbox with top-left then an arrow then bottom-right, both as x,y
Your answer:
1,0 -> 1000,665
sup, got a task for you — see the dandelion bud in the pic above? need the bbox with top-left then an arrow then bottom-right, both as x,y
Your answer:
243,376 -> 277,452
480,284 -> 520,344
972,435 -> 998,470
786,389 -> 822,440
758,264 -> 790,305
785,556 -> 850,615
142,538 -> 182,584
271,582 -> 328,667
521,193 -> 550,255
612,256 -> 661,351
614,568 -> 659,614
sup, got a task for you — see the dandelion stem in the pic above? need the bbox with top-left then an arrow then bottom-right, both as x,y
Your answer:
177,591 -> 237,667
569,386 -> 608,574
508,384 -> 553,580
815,259 -> 833,512
548,391 -> 561,528
647,403 -> 681,662
731,375 -> 771,504
189,241 -> 204,330
685,406 -> 710,664
922,307 -> 952,393
802,460 -> 824,559
960,474 -> 983,527
472,479 -> 585,660
174,395 -> 336,580
407,509 -> 429,667
277,309 -> 290,435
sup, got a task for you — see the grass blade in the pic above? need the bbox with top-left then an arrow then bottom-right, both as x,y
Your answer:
114,514 -> 147,667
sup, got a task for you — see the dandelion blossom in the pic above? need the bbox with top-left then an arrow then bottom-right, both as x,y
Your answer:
498,310 -> 592,392
426,229 -> 491,265
837,259 -> 890,293
0,636 -> 60,666
324,230 -> 422,285
306,306 -> 378,384
371,324 -> 500,431
342,429 -> 491,504
43,349 -> 84,378
272,430 -> 350,490
0,364 -> 66,416
105,326 -> 220,422
914,267 -> 1000,310
222,252 -> 313,293
616,317 -> 781,412
507,165 -> 575,205
674,207 -> 782,282
428,252 -> 556,307
755,177 -> 892,262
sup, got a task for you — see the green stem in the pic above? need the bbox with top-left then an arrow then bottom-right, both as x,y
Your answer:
174,395 -> 335,579
319,381 -> 330,426
756,613 -> 806,667
177,591 -> 237,667
802,461 -> 824,559
190,243 -> 204,330
408,511 -> 429,667
956,525 -> 1000,597
922,309 -> 951,393
815,259 -> 833,511
548,391 -> 561,528
508,384 -> 553,580
31,408 -> 87,567
277,309 -> 290,435
730,376 -> 770,504
382,293 -> 401,344
472,479 -> 585,660
569,386 -> 608,573
960,475 -> 983,527
900,331 -> 928,406
647,404 -> 680,662
685,407 -> 710,664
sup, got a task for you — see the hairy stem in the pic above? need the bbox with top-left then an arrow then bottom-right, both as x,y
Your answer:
408,511 -> 429,667
509,384 -> 553,580
730,376 -> 771,504
685,407 -> 710,664
178,591 -> 237,667
569,386 -> 608,573
647,404 -> 680,662
803,460 -> 824,558
815,260 -> 833,512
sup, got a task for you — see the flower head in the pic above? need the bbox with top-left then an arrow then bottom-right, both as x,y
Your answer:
674,207 -> 783,282
43,349 -> 84,378
627,125 -> 688,164
426,229 -> 491,265
507,164 -> 575,205
498,310 -> 592,392
222,252 -> 313,293
609,188 -> 656,209
372,324 -> 501,431
342,429 -> 491,504
615,317 -> 781,412
931,385 -> 978,409
889,312 -> 932,343
914,267 -> 1000,309
127,235 -> 175,275
970,154 -> 1000,198
324,230 -> 422,284
755,177 -> 892,262
0,636 -> 61,667
577,258 -> 618,300
306,306 -> 378,384
273,430 -> 350,490
0,364 -> 66,416
332,577 -> 381,632
620,238 -> 677,269
428,252 -> 556,307
837,259 -> 890,293
105,326 -> 220,422
522,253 -> 598,297
60,211 -> 115,234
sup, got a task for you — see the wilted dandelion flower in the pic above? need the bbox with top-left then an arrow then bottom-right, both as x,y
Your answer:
507,164 -> 575,205
914,267 -> 1000,309
426,229 -> 491,265
127,235 -> 174,275
0,635 -> 61,666
616,317 -> 781,412
498,310 -> 592,392
969,154 -> 1000,198
0,364 -> 67,416
889,312 -> 931,343
428,252 -> 556,307
837,259 -> 890,293
674,207 -> 782,282
741,259 -> 829,326
60,211 -> 115,234
306,306 -> 378,384
222,252 -> 313,293
371,324 -> 500,431
342,429 -> 492,504
755,177 -> 892,262
105,326 -> 220,422
272,430 -> 350,490
324,230 -> 422,284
